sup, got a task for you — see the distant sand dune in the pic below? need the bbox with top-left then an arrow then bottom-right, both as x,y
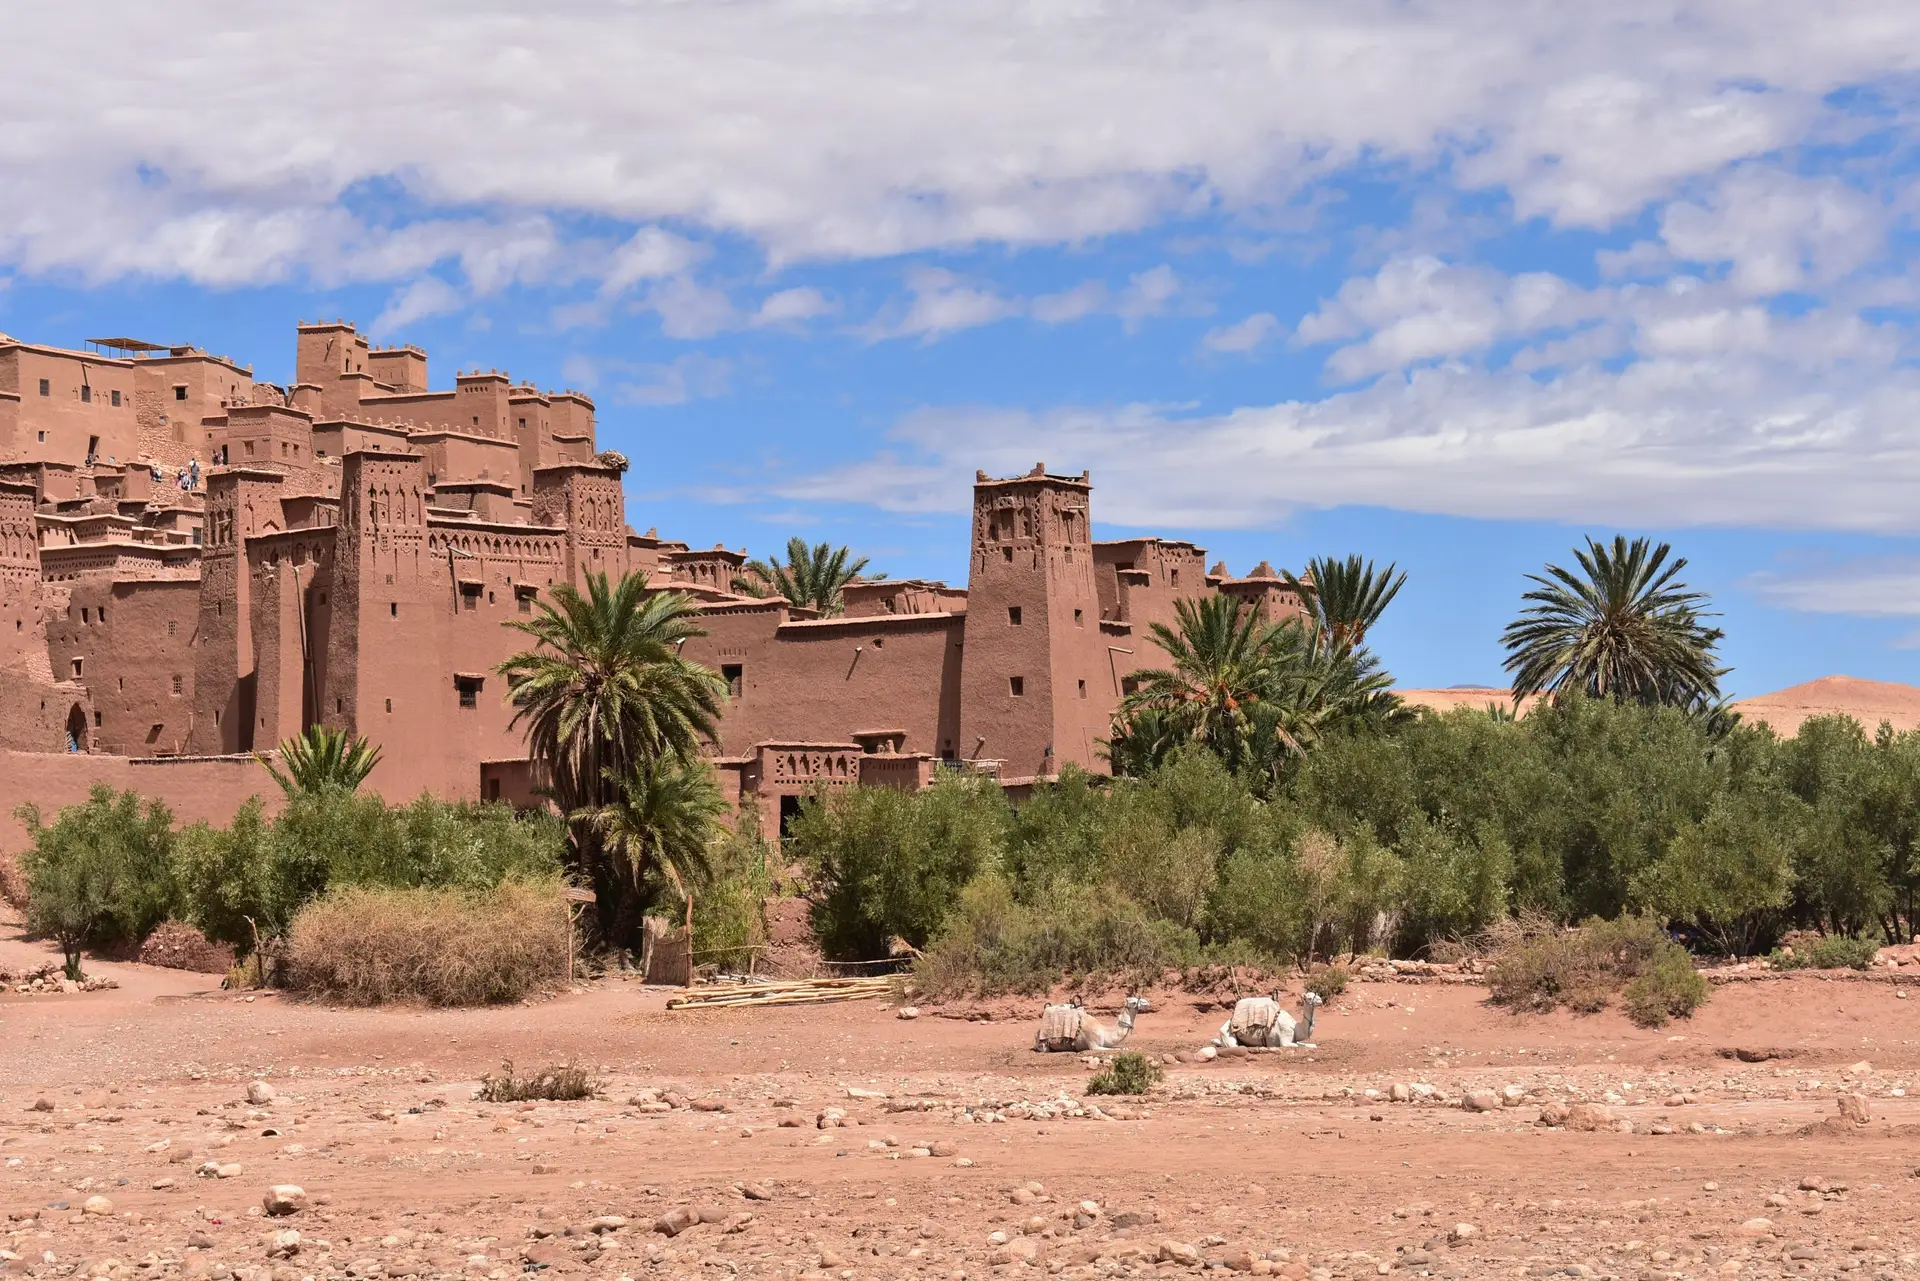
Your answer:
1395,675 -> 1920,737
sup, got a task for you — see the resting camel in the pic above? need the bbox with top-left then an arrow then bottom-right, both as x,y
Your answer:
1213,991 -> 1322,1048
1033,996 -> 1150,1053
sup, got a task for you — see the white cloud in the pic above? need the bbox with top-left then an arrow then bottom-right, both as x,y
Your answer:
878,268 -> 1021,340
1031,281 -> 1108,325
567,353 -> 733,406
1747,558 -> 1920,617
371,277 -> 464,336
1202,312 -> 1283,353
602,229 -> 706,295
1297,256 -> 1602,382
1115,265 -> 1181,325
761,289 -> 1920,534
1659,166 -> 1888,295
752,286 -> 836,327
3,3 -> 1919,283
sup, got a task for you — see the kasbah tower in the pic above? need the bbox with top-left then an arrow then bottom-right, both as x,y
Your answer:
0,319 -> 1305,842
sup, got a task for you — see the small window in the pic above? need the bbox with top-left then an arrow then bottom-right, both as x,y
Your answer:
243,441 -> 255,456
71,658 -> 83,678
167,620 -> 176,636
111,390 -> 121,408
1009,676 -> 1024,697
721,663 -> 743,698
335,698 -> 342,713
214,710 -> 222,726
390,602 -> 398,617
460,583 -> 482,611
80,385 -> 91,404
147,724 -> 163,744
36,431 -> 45,443
1078,679 -> 1087,699
81,607 -> 89,623
38,378 -> 50,397
97,607 -> 105,623
515,584 -> 537,613
386,698 -> 392,713
518,417 -> 527,429
1007,606 -> 1022,626
170,675 -> 183,696
174,385 -> 188,401
455,675 -> 483,709
94,710 -> 102,727
1170,569 -> 1180,587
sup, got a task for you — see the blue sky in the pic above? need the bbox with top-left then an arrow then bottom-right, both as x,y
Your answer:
6,2 -> 1920,697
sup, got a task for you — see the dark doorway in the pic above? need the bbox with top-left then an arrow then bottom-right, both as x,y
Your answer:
778,794 -> 803,841
65,704 -> 88,753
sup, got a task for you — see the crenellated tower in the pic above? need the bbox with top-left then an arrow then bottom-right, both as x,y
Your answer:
957,464 -> 1109,779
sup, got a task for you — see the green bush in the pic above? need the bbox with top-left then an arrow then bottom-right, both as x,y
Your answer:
792,773 -> 1009,959
1621,946 -> 1709,1027
172,791 -> 564,958
654,810 -> 773,969
1086,1051 -> 1162,1096
914,877 -> 1197,997
1770,932 -> 1880,971
15,786 -> 176,978
1304,962 -> 1350,1002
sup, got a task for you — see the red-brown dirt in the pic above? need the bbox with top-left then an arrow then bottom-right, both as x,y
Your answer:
4,911 -> 1920,1281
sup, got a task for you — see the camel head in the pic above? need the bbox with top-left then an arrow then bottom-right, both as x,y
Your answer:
1118,995 -> 1149,1026
1300,990 -> 1324,1041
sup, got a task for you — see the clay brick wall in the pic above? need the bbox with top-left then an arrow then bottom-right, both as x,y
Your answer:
44,578 -> 199,756
683,604 -> 964,761
0,750 -> 278,855
247,528 -> 337,753
0,345 -> 139,467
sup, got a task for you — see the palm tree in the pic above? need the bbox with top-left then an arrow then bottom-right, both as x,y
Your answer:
497,571 -> 727,944
1501,535 -> 1726,708
258,726 -> 382,796
733,537 -> 877,615
1108,592 -> 1408,784
1282,554 -> 1407,651
1119,594 -> 1297,764
576,755 -> 729,947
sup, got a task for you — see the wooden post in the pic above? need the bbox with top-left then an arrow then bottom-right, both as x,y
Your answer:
562,887 -> 597,986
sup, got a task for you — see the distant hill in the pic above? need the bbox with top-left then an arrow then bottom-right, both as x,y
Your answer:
1395,675 -> 1920,737
1732,675 -> 1920,737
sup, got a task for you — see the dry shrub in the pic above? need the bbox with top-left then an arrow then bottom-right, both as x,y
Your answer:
284,880 -> 569,1006
139,921 -> 236,974
1486,913 -> 1706,1027
476,1059 -> 599,1102
0,853 -> 28,912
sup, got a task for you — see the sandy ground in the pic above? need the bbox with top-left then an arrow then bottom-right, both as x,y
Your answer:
6,920 -> 1920,1281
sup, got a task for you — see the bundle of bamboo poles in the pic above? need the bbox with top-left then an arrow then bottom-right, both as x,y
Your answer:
665,976 -> 894,1011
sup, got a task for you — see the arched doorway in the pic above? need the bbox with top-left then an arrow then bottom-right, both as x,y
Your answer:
65,704 -> 88,754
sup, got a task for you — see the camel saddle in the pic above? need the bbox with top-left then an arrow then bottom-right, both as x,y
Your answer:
1230,996 -> 1284,1044
1038,1003 -> 1084,1048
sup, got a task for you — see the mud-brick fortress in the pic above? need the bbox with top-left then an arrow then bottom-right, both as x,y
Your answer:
0,320 -> 1302,838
